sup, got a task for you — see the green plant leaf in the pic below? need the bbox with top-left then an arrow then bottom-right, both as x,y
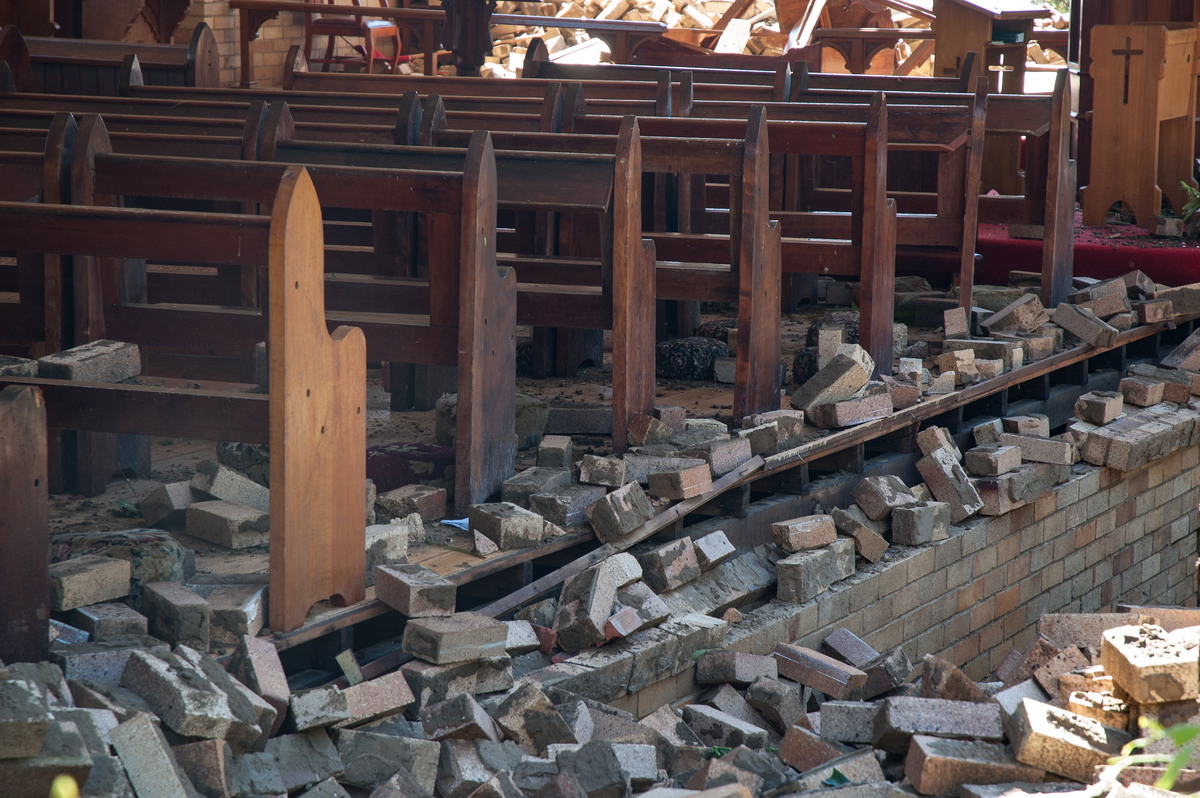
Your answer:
823,769 -> 851,787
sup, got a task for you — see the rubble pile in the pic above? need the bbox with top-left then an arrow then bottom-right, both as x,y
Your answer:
6,597 -> 1195,796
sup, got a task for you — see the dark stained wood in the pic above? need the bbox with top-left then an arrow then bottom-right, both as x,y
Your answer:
0,386 -> 49,663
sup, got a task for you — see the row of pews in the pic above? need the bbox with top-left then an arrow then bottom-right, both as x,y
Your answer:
0,30 -> 1075,633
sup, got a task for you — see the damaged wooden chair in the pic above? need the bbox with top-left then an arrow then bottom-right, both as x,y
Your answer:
304,0 -> 403,74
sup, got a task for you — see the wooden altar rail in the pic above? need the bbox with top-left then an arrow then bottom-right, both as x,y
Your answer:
227,0 -> 667,86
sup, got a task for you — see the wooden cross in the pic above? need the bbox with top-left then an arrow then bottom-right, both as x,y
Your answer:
1112,36 -> 1145,104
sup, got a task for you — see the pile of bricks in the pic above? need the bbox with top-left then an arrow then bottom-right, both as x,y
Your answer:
8,594 -> 1193,796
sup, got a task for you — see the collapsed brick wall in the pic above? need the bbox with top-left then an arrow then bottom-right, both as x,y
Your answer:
725,448 -> 1200,686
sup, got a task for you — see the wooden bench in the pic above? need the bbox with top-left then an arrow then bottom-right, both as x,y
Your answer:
257,103 -> 656,451
0,23 -> 220,94
785,69 -> 1074,305
65,111 -> 516,511
0,165 -> 367,633
424,99 -> 783,422
566,100 -> 897,375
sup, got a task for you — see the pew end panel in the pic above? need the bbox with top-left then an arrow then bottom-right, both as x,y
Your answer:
268,166 -> 368,632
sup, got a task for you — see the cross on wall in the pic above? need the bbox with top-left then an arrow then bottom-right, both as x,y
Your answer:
1111,36 -> 1146,104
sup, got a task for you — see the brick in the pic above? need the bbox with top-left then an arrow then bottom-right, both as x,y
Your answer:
1101,624 -> 1200,704
823,628 -> 880,668
1160,326 -> 1200,370
982,294 -> 1048,334
1134,298 -> 1175,323
587,481 -> 654,543
1003,415 -> 1051,437
873,696 -> 1003,753
776,547 -> 835,603
501,468 -> 571,508
377,484 -> 447,522
774,644 -> 866,700
852,475 -> 920,521
918,654 -> 990,703
289,684 -> 349,732
579,455 -> 626,488
421,693 -> 501,741
944,307 -> 970,338
469,502 -> 545,550
537,435 -> 574,468
336,670 -> 414,728
964,444 -> 1022,476
37,339 -> 140,382
996,638 -> 1061,687
735,422 -> 789,457
68,602 -> 146,640
402,613 -> 507,664
681,436 -> 754,476
937,348 -> 981,385
1010,697 -> 1132,782
789,749 -> 887,791
1125,364 -> 1192,403
186,500 -> 269,549
1052,303 -> 1119,349
142,481 -> 195,528
228,635 -> 290,736
681,704 -> 769,749
265,729 -> 344,794
916,448 -> 983,522
364,516 -> 415,585
998,433 -> 1078,465
1119,376 -> 1165,407
202,584 -> 266,644
491,683 -> 575,757
778,723 -> 851,771
862,647 -> 913,699
943,339 -> 1022,368
771,514 -> 837,552
791,349 -> 874,414
647,461 -> 712,500
0,679 -> 52,759
120,649 -> 239,741
529,484 -> 606,527
172,738 -> 233,798
615,581 -> 671,631
637,537 -> 702,592
190,460 -> 269,514
335,730 -> 437,793
819,700 -> 879,744
905,734 -> 1045,796
1031,646 -> 1091,697
745,675 -> 807,734
141,581 -> 209,649
693,530 -> 736,570
810,389 -> 892,429
891,502 -> 951,545
554,555 -> 640,652
744,409 -> 805,448
0,354 -> 37,377
882,375 -> 921,409
376,563 -> 456,618
627,412 -> 673,446
1067,690 -> 1131,729
1078,291 -> 1132,319
1071,391 -> 1124,426
110,713 -> 200,798
973,419 -> 1004,445
556,740 -> 631,797
48,555 -> 131,611
696,652 -> 778,686
400,659 -> 479,712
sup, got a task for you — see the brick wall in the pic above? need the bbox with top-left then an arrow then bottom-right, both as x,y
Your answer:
176,1 -> 308,87
572,445 -> 1200,718
724,448 -> 1199,683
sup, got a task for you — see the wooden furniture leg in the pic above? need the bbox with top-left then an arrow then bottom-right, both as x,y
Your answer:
268,167 -> 368,633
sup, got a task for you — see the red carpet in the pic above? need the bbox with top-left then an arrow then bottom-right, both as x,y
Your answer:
976,210 -> 1200,287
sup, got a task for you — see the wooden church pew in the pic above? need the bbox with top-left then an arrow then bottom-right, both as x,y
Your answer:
0,165 -> 366,633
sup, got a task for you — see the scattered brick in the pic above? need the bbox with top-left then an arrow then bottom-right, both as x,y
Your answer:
1010,697 -> 1132,782
376,563 -> 456,617
852,475 -> 920,520
402,613 -> 507,665
587,481 -> 655,544
636,537 -> 702,592
774,644 -> 867,700
48,555 -> 131,611
905,734 -> 1046,796
890,501 -> 951,545
771,514 -> 837,552
1101,624 -> 1200,704
873,696 -> 1004,753
1119,376 -> 1165,407
916,447 -> 983,522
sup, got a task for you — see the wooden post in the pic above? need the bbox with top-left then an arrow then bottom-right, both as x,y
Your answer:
0,386 -> 49,663
1082,23 -> 1200,226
